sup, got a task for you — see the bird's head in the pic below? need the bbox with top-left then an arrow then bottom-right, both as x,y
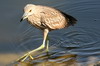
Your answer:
20,4 -> 36,22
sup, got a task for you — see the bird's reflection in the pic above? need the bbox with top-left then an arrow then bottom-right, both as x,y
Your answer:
15,53 -> 77,66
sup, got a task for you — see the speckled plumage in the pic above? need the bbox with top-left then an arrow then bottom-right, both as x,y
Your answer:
24,4 -> 77,30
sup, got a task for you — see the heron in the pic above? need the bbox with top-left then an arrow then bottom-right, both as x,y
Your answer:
18,4 -> 77,62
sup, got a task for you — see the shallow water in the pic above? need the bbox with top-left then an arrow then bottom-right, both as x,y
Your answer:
0,0 -> 100,66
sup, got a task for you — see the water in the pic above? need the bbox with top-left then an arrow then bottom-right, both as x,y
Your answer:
0,0 -> 100,66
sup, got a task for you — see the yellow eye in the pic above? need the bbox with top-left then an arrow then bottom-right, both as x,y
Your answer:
29,10 -> 32,12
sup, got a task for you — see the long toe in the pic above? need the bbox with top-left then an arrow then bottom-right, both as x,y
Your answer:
17,52 -> 31,62
29,55 -> 34,60
17,54 -> 27,62
16,43 -> 46,62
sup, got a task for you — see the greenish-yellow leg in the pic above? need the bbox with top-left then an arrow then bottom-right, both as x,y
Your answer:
17,29 -> 49,62
46,36 -> 49,52
16,44 -> 45,62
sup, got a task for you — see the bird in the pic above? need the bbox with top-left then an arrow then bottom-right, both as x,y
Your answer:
17,4 -> 77,62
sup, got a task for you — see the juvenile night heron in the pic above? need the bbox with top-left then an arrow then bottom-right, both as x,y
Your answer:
18,4 -> 77,62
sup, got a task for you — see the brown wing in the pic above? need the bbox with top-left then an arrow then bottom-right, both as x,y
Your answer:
40,7 -> 68,30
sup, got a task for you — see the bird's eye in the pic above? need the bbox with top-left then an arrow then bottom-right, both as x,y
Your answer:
29,10 -> 32,12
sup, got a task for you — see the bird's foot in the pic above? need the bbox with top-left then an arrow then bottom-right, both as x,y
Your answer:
16,52 -> 34,62
16,44 -> 45,62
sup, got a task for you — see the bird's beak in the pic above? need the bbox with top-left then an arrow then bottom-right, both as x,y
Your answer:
20,13 -> 28,22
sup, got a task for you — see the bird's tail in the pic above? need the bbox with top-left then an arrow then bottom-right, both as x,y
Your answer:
67,14 -> 77,26
61,12 -> 77,26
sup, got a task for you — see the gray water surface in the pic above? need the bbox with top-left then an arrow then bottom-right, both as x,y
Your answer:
0,0 -> 100,66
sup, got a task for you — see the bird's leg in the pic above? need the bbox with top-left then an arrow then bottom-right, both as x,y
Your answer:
17,29 -> 49,62
45,35 -> 49,52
